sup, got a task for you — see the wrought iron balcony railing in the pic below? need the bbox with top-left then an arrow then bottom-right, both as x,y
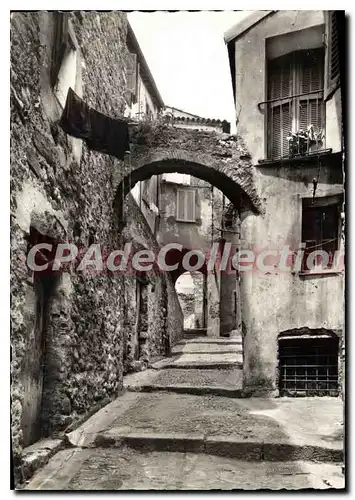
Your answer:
258,90 -> 327,161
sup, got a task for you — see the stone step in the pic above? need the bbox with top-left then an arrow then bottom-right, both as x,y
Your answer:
124,367 -> 244,397
152,361 -> 243,370
172,343 -> 242,355
24,448 -> 345,490
93,431 -> 343,464
176,338 -> 242,345
183,328 -> 207,336
151,352 -> 243,370
66,392 -> 344,460
171,349 -> 243,356
126,384 -> 243,398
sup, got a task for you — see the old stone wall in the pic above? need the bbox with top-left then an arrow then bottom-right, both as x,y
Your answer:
166,273 -> 184,347
118,123 -> 263,215
122,195 -> 183,365
228,11 -> 344,395
10,11 -> 183,478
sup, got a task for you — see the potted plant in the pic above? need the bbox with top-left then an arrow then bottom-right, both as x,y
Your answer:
287,125 -> 324,157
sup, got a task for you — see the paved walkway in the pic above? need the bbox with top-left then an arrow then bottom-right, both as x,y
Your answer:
23,335 -> 345,490
26,449 -> 344,490
151,337 -> 243,369
125,336 -> 244,396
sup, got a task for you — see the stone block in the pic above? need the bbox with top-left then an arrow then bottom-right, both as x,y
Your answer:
205,436 -> 263,461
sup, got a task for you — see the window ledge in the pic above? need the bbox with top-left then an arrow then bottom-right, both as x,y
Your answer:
258,149 -> 333,167
176,218 -> 196,224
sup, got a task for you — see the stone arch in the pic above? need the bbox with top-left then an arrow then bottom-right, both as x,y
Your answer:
114,146 -> 264,221
278,327 -> 341,339
162,247 -> 208,285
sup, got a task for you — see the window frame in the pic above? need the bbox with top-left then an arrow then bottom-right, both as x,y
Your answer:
52,14 -> 80,109
267,49 -> 325,160
125,51 -> 138,105
176,188 -> 196,223
300,195 -> 342,274
51,14 -> 78,87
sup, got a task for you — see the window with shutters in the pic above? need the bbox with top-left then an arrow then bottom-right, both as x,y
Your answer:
267,49 -> 326,160
125,52 -> 137,105
301,196 -> 341,272
325,11 -> 341,100
176,189 -> 196,222
52,12 -> 79,108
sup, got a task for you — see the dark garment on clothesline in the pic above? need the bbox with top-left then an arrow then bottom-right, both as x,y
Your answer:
59,87 -> 130,160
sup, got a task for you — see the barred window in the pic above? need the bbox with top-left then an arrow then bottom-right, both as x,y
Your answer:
278,335 -> 339,397
267,49 -> 325,159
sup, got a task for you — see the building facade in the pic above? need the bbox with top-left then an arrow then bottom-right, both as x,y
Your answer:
155,110 -> 239,338
125,22 -> 165,235
10,12 -> 183,480
225,10 -> 344,395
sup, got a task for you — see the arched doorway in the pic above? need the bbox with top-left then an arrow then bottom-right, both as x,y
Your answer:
113,147 -> 262,341
58,116 -> 264,392
175,271 -> 207,333
114,151 -> 263,223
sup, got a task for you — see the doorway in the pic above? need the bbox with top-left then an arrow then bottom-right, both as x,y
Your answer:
136,277 -> 149,361
21,273 -> 57,447
175,271 -> 206,332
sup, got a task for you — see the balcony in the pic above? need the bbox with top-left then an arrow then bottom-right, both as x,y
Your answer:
258,90 -> 328,163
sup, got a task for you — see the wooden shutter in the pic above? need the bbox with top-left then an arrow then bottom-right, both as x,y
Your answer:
268,54 -> 292,159
176,189 -> 195,222
325,11 -> 341,100
329,13 -> 340,82
186,190 -> 195,222
268,55 -> 292,101
126,52 -> 137,96
51,12 -> 69,87
298,49 -> 325,136
299,99 -> 324,132
177,190 -> 185,220
270,103 -> 291,159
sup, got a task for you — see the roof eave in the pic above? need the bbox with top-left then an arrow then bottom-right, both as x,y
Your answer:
127,22 -> 165,109
224,11 -> 276,45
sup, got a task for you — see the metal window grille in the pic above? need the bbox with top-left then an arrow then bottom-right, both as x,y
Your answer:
278,336 -> 339,397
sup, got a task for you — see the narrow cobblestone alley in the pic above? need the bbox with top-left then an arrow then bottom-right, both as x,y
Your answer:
24,332 -> 344,490
10,9 -> 345,492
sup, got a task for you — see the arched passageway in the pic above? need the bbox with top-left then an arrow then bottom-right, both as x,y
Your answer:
110,125 -> 263,341
114,150 -> 263,222
113,123 -> 263,221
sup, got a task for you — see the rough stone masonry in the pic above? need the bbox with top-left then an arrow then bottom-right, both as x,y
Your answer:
10,10 -> 260,485
10,10 -> 182,476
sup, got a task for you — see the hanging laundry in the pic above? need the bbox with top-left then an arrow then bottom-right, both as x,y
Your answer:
86,107 -> 130,159
59,87 -> 130,160
59,87 -> 91,140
